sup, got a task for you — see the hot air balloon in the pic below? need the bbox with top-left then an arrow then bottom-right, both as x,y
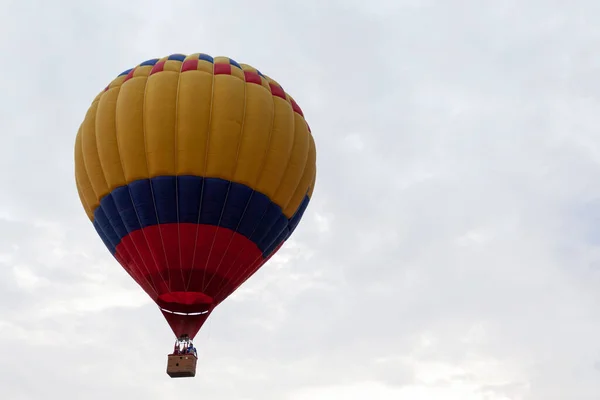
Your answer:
74,53 -> 317,377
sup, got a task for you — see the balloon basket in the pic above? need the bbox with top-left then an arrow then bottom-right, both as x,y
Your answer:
166,353 -> 198,378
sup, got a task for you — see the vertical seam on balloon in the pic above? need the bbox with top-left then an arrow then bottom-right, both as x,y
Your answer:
185,56 -> 216,292
82,117 -> 122,259
202,189 -> 254,296
81,102 -> 110,201
88,197 -> 150,295
111,81 -> 166,296
217,102 -> 299,299
142,69 -> 172,292
208,78 -> 278,298
74,139 -> 93,219
174,65 -> 185,291
88,107 -> 159,297
75,176 -> 92,219
211,98 -> 280,303
200,73 -> 248,292
309,146 -> 317,194
274,114 -> 304,210
108,84 -> 161,295
84,97 -> 158,295
225,97 -> 300,295
74,175 -> 89,218
210,202 -> 272,303
269,96 -> 296,198
223,99 -> 296,290
211,83 -> 281,302
282,127 -> 312,214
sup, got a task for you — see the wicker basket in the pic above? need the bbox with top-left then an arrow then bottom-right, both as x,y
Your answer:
166,354 -> 198,378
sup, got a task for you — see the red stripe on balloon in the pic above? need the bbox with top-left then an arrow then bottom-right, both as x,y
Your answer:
114,223 -> 265,338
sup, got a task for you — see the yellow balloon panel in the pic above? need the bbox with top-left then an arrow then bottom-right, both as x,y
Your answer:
176,71 -> 213,176
74,53 -> 316,221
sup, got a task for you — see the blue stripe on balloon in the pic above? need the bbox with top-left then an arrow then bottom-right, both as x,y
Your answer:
139,58 -> 160,66
167,54 -> 186,61
91,176 -> 310,259
118,68 -> 133,77
198,53 -> 214,63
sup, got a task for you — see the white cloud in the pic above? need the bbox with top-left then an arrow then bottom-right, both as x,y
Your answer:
2,0 -> 600,399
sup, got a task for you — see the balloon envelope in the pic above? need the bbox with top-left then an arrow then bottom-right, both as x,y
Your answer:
74,53 -> 316,338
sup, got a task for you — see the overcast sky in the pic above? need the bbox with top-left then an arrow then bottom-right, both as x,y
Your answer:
2,0 -> 600,399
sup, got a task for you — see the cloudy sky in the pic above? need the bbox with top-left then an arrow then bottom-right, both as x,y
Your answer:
2,0 -> 600,399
